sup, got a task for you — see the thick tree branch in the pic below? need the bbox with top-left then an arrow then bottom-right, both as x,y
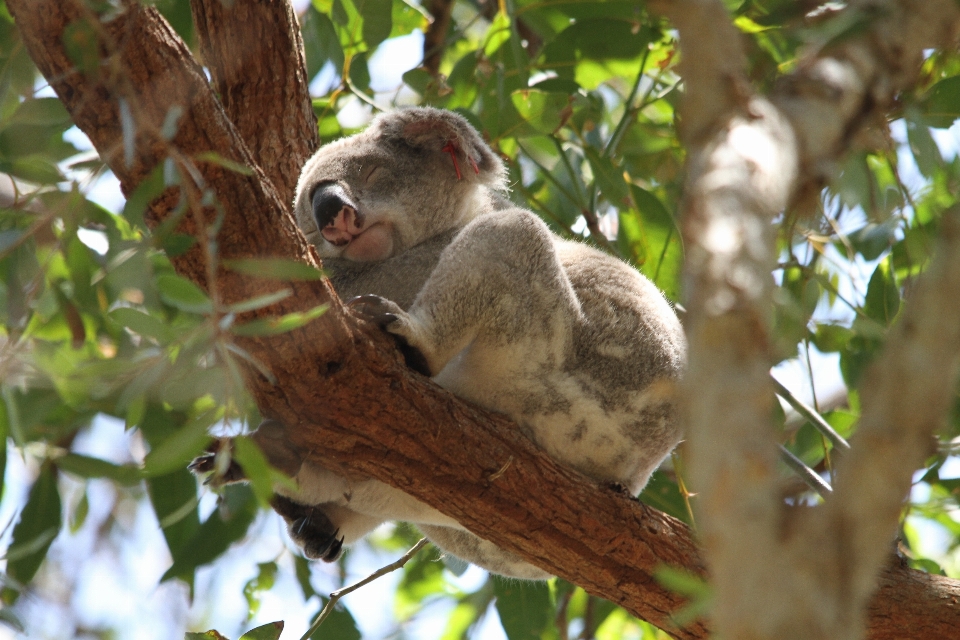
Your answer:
8,1 -> 960,639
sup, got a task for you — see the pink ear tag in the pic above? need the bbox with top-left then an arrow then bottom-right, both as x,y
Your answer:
441,141 -> 463,180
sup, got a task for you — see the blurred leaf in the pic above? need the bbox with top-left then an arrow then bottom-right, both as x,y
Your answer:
5,98 -> 71,128
585,148 -> 629,206
639,470 -> 689,523
511,90 -> 569,135
864,257 -> 900,326
142,413 -> 213,478
303,7 -> 344,80
69,491 -> 89,534
185,632 -> 229,640
294,555 -> 318,601
7,464 -> 61,587
348,51 -> 371,91
242,563 -> 278,622
231,304 -> 328,337
920,76 -> 960,128
232,436 -> 276,506
493,578 -> 553,640
223,258 -> 325,281
358,0 -> 392,49
109,307 -> 174,342
162,484 -> 258,583
308,600 -> 360,640
157,274 -> 212,315
54,453 -> 140,485
195,152 -> 253,176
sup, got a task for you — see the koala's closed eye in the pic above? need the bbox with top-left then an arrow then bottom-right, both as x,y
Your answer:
363,165 -> 381,183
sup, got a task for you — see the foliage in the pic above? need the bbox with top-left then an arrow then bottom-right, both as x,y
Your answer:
0,0 -> 959,638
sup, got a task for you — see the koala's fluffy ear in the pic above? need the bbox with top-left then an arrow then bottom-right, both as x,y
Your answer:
377,107 -> 507,190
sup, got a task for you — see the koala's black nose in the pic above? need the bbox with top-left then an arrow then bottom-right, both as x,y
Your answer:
311,183 -> 356,229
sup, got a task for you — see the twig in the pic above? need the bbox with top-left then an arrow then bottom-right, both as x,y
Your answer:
771,376 -> 851,454
299,538 -> 430,640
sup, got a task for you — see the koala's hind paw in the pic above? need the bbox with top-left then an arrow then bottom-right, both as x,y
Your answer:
272,495 -> 345,562
348,295 -> 433,376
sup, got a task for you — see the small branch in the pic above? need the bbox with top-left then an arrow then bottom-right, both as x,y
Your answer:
300,538 -> 430,640
772,376 -> 851,454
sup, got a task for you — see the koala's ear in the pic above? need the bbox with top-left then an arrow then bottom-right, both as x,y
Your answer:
379,107 -> 506,188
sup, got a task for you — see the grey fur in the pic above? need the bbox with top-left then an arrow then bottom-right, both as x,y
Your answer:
283,107 -> 686,579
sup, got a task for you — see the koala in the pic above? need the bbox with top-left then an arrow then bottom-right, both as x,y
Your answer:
196,107 -> 685,579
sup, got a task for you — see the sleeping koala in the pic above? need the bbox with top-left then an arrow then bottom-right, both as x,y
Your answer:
198,107 -> 686,579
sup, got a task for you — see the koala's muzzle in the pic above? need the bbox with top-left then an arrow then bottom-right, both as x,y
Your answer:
312,183 -> 356,229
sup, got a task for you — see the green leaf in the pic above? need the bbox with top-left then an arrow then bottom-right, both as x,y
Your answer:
906,117 -> 943,178
231,304 -> 328,337
232,436 -> 276,506
54,453 -> 141,485
358,0 -> 392,49
5,98 -> 71,129
69,491 -> 89,534
63,18 -> 100,77
295,555 -> 318,601
7,464 -> 61,587
864,257 -> 900,326
243,563 -> 279,623
302,8 -> 345,78
122,164 -> 167,230
493,578 -> 552,640
162,484 -> 259,583
195,152 -> 253,176
142,414 -> 213,478
921,76 -> 960,128
848,222 -> 897,261
349,51 -> 371,91
638,469 -> 689,523
584,148 -> 629,206
239,621 -> 283,640
184,631 -> 229,640
308,601 -> 360,640
223,258 -> 326,281
109,307 -> 173,342
510,90 -> 569,135
224,289 -> 292,314
157,274 -> 213,315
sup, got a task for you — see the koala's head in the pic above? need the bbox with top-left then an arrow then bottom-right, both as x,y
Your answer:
293,107 -> 507,261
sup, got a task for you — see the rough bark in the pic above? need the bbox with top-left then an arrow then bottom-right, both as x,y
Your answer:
190,0 -> 318,206
655,0 -> 960,638
7,1 -> 960,638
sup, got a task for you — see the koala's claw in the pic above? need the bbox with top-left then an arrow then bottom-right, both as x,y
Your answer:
348,294 -> 405,329
272,495 -> 345,562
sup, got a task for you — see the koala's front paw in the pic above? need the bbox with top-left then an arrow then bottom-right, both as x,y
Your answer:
348,295 -> 432,376
272,495 -> 344,562
189,439 -> 246,486
348,294 -> 406,329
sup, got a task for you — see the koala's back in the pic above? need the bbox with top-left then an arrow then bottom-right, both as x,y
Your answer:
556,240 -> 685,489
